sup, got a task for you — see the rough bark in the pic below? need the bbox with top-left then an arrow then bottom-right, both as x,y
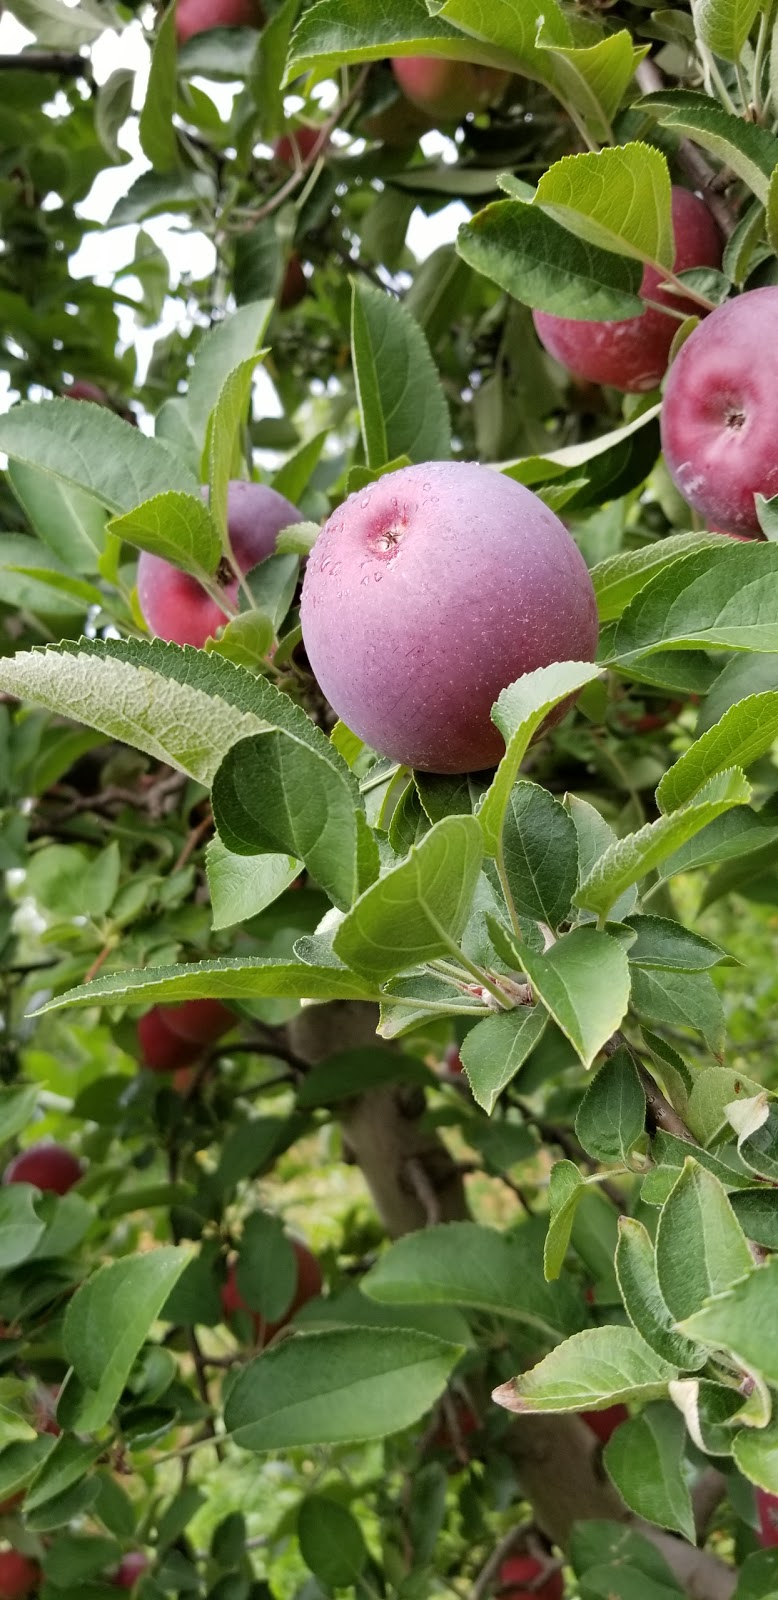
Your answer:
287,1001 -> 736,1600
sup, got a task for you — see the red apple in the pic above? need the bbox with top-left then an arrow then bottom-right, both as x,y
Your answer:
300,460 -> 598,774
533,188 -> 722,394
662,285 -> 778,536
581,1403 -> 628,1444
175,0 -> 263,44
137,1009 -> 200,1073
3,1145 -> 82,1196
221,1239 -> 323,1343
64,381 -> 111,406
111,1554 -> 148,1589
162,1000 -> 235,1046
0,1554 -> 39,1600
444,1045 -> 464,1076
498,1554 -> 563,1600
390,56 -> 510,122
273,127 -> 325,166
137,481 -> 301,648
757,1488 -> 778,1547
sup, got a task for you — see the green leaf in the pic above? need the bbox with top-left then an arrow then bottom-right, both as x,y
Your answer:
236,1213 -> 297,1324
679,1257 -> 778,1382
186,302 -> 274,448
109,491 -> 221,577
333,815 -> 483,977
535,143 -> 673,267
478,661 -> 602,854
685,1066 -> 763,1147
286,0 -> 488,82
501,781 -> 578,927
516,928 -> 631,1070
206,839 -> 301,931
207,356 -> 267,541
734,1420 -> 778,1491
734,1550 -> 778,1600
212,729 -> 377,912
566,795 -> 638,923
731,1189 -> 778,1249
695,0 -> 762,59
297,1495 -> 368,1588
0,401 -> 199,514
625,914 -> 733,972
655,1161 -> 754,1324
460,1006 -> 547,1113
365,1219 -> 583,1338
24,1438 -> 104,1514
608,541 -> 778,664
544,1160 -> 587,1281
631,967 -> 725,1055
0,1083 -> 39,1145
575,770 -> 751,918
457,198 -> 644,321
139,4 -> 179,170
224,1327 -> 461,1450
35,955 -> 379,1017
432,0 -> 572,81
659,692 -> 778,812
591,533 -> 728,624
638,89 -> 778,203
0,1187 -> 46,1268
0,636 -> 341,789
350,281 -> 450,470
0,1440 -> 56,1504
297,1047 -> 434,1108
604,1405 -> 695,1542
63,1248 -> 190,1430
494,1325 -> 677,1414
576,1047 -> 646,1166
538,30 -> 648,143
7,0 -> 114,45
616,1218 -> 706,1370
8,462 -> 108,574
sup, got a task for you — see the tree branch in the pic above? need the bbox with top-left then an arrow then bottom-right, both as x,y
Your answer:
635,59 -> 740,236
0,52 -> 86,75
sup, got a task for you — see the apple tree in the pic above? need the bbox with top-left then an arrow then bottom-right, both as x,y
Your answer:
1,1 -> 778,1597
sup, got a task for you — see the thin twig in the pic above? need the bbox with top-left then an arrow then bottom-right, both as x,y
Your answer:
405,1156 -> 442,1224
0,51 -> 86,74
471,1524 -> 531,1600
173,810 -> 213,872
241,65 -> 370,227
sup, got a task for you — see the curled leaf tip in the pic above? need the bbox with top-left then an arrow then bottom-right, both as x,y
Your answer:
491,1379 -> 524,1412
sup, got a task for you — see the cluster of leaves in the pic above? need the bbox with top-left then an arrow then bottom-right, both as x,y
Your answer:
4,0 -> 778,1597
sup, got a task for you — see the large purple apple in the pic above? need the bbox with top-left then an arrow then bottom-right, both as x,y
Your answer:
661,285 -> 778,536
533,188 -> 722,393
300,461 -> 598,774
137,481 -> 300,648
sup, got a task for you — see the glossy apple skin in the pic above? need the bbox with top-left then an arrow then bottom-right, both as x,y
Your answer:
175,0 -> 263,44
0,1554 -> 40,1600
137,481 -> 301,648
300,461 -> 598,774
138,1009 -> 200,1073
498,1555 -> 563,1600
111,1554 -> 149,1589
162,1000 -> 235,1045
581,1403 -> 628,1444
662,286 -> 778,536
3,1144 -> 82,1196
221,1240 -> 323,1344
390,56 -> 510,121
534,189 -> 722,394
